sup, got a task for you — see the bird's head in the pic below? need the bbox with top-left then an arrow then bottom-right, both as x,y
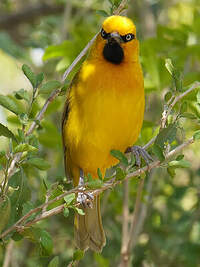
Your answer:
90,16 -> 139,65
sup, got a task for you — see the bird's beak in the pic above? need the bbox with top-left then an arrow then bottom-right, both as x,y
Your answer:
108,32 -> 123,44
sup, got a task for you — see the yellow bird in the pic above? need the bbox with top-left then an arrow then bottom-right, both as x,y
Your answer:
62,15 -> 145,252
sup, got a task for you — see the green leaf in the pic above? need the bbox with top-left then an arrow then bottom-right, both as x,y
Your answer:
168,159 -> 191,168
39,81 -> 61,94
164,91 -> 172,102
165,59 -> 182,91
167,166 -> 176,178
180,101 -> 187,114
115,167 -> 126,181
36,72 -> 44,87
73,250 -> 84,261
27,158 -> 51,170
22,64 -> 37,88
0,151 -> 6,158
152,143 -> 165,162
18,113 -> 29,125
11,232 -> 23,241
75,207 -> 85,216
97,168 -> 103,180
15,89 -> 30,102
196,90 -> 200,104
193,130 -> 200,141
40,230 -> 53,256
22,201 -> 36,221
87,179 -> 103,189
63,207 -> 69,217
48,256 -> 59,267
155,123 -> 177,148
14,143 -> 38,153
165,58 -> 174,76
110,149 -> 128,166
64,193 -> 75,205
0,195 -> 11,233
0,95 -> 21,115
0,123 -> 17,142
96,10 -> 109,17
181,112 -> 197,119
176,154 -> 184,161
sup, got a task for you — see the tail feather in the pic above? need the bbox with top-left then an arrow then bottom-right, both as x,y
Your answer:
74,195 -> 106,252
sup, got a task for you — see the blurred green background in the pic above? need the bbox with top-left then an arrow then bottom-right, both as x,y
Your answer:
0,0 -> 200,266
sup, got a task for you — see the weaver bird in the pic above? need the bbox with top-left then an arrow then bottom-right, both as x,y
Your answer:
62,15 -> 150,252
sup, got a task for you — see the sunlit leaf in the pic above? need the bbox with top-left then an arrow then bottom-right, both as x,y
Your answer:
64,193 -> 75,205
39,80 -> 61,94
22,64 -> 37,88
73,250 -> 84,261
0,122 -> 17,142
48,256 -> 59,267
0,95 -> 21,115
27,158 -> 50,170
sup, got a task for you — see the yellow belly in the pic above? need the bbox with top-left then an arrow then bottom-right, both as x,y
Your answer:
63,59 -> 144,178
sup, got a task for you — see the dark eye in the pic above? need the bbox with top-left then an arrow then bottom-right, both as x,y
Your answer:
121,33 -> 135,42
101,29 -> 108,39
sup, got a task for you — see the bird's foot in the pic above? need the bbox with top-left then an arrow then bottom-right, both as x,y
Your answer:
77,191 -> 94,208
77,171 -> 94,208
126,145 -> 153,167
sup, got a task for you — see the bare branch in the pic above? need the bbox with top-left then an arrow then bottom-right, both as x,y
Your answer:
0,3 -> 64,30
120,180 -> 130,258
3,240 -> 14,267
113,0 -> 129,15
62,33 -> 99,81
161,82 -> 200,128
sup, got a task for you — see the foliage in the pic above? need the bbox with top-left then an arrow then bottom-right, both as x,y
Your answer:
0,0 -> 200,266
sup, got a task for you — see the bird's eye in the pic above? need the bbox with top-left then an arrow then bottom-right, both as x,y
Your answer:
125,33 -> 134,42
101,29 -> 108,39
121,33 -> 135,42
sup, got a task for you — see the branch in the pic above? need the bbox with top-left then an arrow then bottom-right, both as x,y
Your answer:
0,136 -> 195,240
161,81 -> 200,128
113,0 -> 129,15
3,240 -> 14,267
0,3 -> 65,30
120,180 -> 130,258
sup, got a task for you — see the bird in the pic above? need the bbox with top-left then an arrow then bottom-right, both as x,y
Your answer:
62,15 -> 147,252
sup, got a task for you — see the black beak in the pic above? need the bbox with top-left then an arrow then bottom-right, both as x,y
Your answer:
108,32 -> 123,44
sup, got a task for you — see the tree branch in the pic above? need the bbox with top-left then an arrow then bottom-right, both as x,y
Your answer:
3,240 -> 14,267
161,82 -> 200,128
120,180 -> 130,259
0,135 -> 195,240
0,3 -> 65,30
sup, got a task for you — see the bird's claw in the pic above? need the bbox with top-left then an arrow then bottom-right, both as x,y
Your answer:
77,191 -> 94,208
128,145 -> 153,167
77,172 -> 94,208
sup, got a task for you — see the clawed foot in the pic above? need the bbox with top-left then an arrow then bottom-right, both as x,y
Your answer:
77,172 -> 94,208
126,145 -> 153,167
77,191 -> 94,208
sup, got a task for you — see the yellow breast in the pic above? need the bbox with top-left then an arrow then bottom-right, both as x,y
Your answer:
63,58 -> 144,177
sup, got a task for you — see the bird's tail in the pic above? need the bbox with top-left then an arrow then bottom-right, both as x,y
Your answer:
74,195 -> 106,252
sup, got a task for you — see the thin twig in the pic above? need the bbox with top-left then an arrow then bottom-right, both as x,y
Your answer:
161,82 -> 200,128
131,170 -> 155,250
113,0 -> 128,15
3,240 -> 14,267
62,33 -> 99,82
121,180 -> 130,256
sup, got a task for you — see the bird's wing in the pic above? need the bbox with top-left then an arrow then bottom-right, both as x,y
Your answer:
62,71 -> 80,181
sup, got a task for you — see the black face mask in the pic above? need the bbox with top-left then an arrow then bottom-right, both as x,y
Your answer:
103,39 -> 124,64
